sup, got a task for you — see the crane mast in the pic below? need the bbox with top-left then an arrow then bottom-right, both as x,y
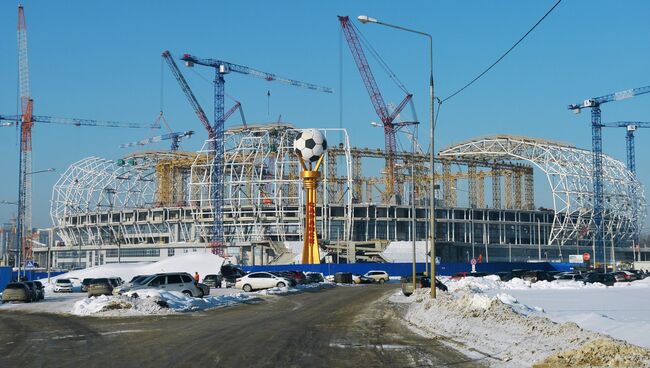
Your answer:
16,4 -> 33,271
568,85 -> 650,266
338,15 -> 413,203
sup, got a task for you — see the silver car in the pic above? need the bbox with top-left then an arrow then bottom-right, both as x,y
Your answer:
119,272 -> 207,298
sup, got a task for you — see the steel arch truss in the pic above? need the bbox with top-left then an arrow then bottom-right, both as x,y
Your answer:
439,135 -> 645,247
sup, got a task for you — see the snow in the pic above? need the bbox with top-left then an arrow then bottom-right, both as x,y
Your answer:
71,288 -> 253,316
381,241 -> 429,263
1,252 -> 330,317
394,276 -> 650,367
42,251 -> 227,291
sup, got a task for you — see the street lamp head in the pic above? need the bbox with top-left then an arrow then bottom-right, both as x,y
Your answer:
357,15 -> 378,24
370,121 -> 381,127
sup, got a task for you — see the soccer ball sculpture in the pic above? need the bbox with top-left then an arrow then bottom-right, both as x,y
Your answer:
293,129 -> 327,163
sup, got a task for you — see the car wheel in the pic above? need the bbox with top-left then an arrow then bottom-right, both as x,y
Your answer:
198,289 -> 205,298
182,290 -> 193,298
379,278 -> 385,284
243,284 -> 253,292
277,282 -> 286,288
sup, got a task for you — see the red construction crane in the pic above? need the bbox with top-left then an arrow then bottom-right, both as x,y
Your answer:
9,6 -> 159,274
16,4 -> 34,270
338,16 -> 414,203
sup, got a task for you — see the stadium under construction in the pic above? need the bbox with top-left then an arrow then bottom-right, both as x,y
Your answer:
32,123 -> 645,269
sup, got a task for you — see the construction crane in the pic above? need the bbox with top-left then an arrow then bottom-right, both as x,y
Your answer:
120,130 -> 194,151
568,85 -> 650,266
601,121 -> 650,175
15,4 -> 34,273
180,53 -> 332,256
8,5 -> 159,274
338,15 -> 414,204
0,114 -> 160,129
162,51 -> 248,133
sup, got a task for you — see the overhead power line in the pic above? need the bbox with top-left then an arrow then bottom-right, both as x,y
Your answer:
441,0 -> 563,103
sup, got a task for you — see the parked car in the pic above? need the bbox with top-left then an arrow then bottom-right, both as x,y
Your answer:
450,272 -> 469,280
352,274 -> 374,284
495,272 -> 513,282
122,273 -> 207,297
555,273 -> 584,282
235,272 -> 292,292
113,275 -> 151,295
202,274 -> 223,288
87,278 -> 115,297
613,271 -> 637,282
401,274 -> 447,296
221,263 -> 247,288
108,277 -> 123,288
363,270 -> 389,283
270,272 -> 298,287
127,275 -> 151,286
628,269 -> 646,280
522,270 -> 555,283
287,271 -> 308,284
81,278 -> 93,292
22,281 -> 40,302
32,281 -> 45,300
54,278 -> 73,293
1,282 -> 33,303
583,272 -> 616,286
305,272 -> 324,283
510,269 -> 528,279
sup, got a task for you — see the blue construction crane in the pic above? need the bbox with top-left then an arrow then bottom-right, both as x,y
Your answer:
120,130 -> 194,151
180,53 -> 332,255
568,85 -> 650,266
0,114 -> 160,129
601,121 -> 650,174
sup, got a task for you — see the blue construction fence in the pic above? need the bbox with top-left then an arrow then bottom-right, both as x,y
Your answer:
0,267 -> 11,293
242,261 -> 575,277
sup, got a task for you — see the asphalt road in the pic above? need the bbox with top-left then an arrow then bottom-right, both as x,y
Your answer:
0,285 -> 483,368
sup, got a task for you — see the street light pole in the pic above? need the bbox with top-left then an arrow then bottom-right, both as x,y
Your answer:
358,15 -> 436,298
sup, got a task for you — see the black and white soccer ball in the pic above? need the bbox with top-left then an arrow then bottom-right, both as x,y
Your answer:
293,129 -> 327,163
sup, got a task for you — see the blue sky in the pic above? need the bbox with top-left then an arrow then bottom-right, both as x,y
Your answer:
1,1 -> 649,230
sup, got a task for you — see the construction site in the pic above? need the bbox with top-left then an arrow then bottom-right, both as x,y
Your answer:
1,7 -> 647,270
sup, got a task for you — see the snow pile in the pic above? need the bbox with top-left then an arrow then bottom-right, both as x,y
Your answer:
42,252 -> 226,290
537,338 -> 650,367
402,289 -> 650,367
72,289 -> 253,316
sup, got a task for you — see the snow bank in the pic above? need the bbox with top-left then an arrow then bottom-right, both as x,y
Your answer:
72,288 -> 253,316
401,289 -> 650,367
42,251 -> 226,290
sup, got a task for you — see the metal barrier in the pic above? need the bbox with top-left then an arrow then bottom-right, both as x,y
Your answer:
242,262 -> 575,276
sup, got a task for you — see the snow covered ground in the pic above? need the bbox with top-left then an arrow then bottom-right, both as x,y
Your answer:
0,252 -> 335,317
391,276 -> 650,367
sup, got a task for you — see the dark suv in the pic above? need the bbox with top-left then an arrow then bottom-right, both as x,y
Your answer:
221,264 -> 246,288
583,272 -> 616,286
522,270 -> 555,283
202,274 -> 223,288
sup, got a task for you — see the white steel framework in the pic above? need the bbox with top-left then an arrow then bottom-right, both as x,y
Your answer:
51,125 -> 353,249
439,135 -> 645,247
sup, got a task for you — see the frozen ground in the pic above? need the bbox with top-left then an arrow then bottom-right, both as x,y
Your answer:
391,276 -> 650,367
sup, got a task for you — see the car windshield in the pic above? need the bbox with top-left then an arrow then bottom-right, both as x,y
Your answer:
57,279 -> 71,284
92,278 -> 108,284
5,283 -> 25,289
